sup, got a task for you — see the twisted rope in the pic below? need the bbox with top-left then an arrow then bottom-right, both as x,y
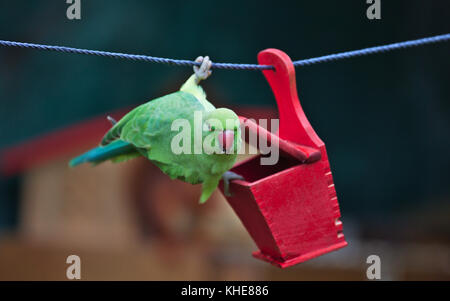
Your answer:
0,33 -> 449,70
293,33 -> 450,67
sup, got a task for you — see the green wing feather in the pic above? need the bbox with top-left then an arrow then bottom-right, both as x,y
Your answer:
102,92 -> 209,181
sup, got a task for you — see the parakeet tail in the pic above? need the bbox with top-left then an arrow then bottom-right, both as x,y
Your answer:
69,140 -> 141,167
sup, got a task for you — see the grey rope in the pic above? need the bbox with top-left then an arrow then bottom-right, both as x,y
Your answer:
0,33 -> 449,70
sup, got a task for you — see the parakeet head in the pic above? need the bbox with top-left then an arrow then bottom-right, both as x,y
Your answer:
203,108 -> 241,154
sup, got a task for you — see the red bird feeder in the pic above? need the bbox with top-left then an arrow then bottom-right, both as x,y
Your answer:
219,49 -> 347,268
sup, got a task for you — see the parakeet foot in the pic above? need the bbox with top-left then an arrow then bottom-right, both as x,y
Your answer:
107,115 -> 117,125
194,56 -> 212,83
222,171 -> 245,197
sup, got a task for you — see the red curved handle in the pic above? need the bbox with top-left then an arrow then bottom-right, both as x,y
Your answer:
257,49 -> 324,150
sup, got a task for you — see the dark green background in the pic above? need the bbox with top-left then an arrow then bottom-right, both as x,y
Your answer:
0,1 -> 449,237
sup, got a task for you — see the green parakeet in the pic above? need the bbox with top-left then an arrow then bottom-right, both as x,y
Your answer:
70,64 -> 242,203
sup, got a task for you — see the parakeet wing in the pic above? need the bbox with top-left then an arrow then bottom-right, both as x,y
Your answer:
102,91 -> 206,164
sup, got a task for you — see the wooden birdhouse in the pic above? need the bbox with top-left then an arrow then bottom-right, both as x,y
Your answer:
219,49 -> 347,268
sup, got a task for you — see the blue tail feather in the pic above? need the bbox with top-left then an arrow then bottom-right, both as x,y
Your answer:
69,140 -> 136,167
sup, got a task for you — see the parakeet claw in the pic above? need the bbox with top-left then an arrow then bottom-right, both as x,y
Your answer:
194,56 -> 212,83
222,171 -> 245,197
107,115 -> 117,126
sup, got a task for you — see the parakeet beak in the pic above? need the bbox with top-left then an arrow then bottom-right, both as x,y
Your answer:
218,130 -> 234,153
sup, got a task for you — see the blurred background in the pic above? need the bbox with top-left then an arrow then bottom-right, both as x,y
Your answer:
0,0 -> 449,280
